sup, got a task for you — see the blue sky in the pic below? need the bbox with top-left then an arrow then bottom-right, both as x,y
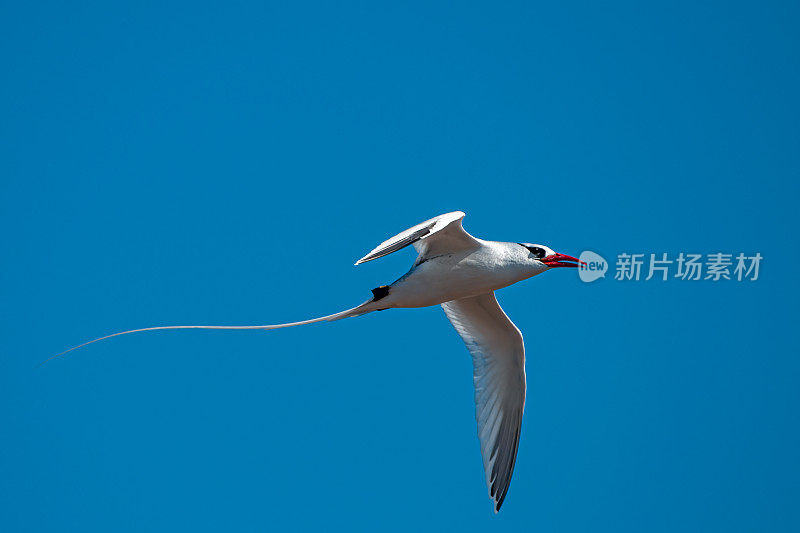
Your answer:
2,1 -> 798,531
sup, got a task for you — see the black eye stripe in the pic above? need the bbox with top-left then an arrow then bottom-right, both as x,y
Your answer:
518,243 -> 547,259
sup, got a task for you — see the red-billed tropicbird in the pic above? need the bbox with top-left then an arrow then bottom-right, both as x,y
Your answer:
51,211 -> 582,512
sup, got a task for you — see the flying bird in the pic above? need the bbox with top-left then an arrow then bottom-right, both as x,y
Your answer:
51,211 -> 582,512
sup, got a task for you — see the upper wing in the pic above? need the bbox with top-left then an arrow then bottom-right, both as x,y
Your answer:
441,292 -> 526,513
355,211 -> 480,265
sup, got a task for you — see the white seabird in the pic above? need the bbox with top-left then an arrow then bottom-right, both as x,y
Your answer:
51,211 -> 582,512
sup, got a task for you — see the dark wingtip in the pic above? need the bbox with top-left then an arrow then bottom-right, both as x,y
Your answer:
495,494 -> 506,512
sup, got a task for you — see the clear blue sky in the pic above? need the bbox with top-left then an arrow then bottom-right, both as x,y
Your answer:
2,1 -> 798,531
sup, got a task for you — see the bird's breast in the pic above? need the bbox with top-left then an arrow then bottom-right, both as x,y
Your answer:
385,251 -> 535,308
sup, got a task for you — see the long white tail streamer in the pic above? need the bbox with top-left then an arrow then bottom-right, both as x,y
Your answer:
43,302 -> 372,366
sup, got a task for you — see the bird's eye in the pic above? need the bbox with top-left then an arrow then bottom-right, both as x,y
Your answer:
517,243 -> 547,259
528,246 -> 546,259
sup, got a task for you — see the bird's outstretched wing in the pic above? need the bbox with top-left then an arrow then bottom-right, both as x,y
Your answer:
442,292 -> 526,512
355,211 -> 480,265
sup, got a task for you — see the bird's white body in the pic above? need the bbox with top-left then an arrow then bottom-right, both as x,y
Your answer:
53,211 -> 581,513
337,211 -> 579,511
375,241 -> 546,309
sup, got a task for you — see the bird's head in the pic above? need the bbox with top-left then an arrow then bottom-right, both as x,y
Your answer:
518,243 -> 584,269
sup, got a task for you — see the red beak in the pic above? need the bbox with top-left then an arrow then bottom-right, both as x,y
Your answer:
541,253 -> 584,268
